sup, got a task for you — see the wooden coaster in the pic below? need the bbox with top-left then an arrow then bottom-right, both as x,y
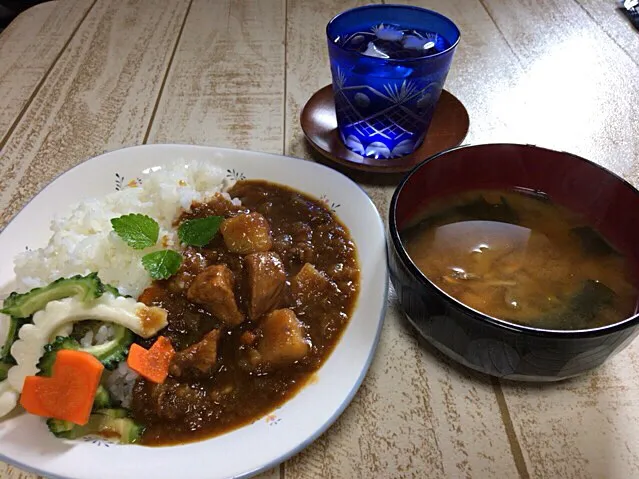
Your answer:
300,85 -> 469,174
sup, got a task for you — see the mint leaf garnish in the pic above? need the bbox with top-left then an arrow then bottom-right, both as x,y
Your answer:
141,250 -> 182,280
111,214 -> 159,250
178,216 -> 224,247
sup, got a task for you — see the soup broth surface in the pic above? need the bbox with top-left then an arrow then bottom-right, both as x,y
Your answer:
401,189 -> 638,330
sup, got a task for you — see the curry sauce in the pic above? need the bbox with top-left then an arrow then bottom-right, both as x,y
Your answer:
131,181 -> 359,445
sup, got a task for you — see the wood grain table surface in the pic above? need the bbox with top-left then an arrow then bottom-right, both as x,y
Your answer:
0,1 -> 638,478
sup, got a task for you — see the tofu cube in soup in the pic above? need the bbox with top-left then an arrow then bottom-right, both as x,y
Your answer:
187,265 -> 245,326
220,212 -> 272,254
245,251 -> 286,320
258,308 -> 310,366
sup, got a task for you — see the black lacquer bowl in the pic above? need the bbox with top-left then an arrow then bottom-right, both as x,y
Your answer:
388,144 -> 639,381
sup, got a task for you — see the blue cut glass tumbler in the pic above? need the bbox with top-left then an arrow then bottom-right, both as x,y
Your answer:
326,5 -> 460,159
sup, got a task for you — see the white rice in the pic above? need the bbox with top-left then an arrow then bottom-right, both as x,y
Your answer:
107,361 -> 139,408
95,324 -> 112,344
79,330 -> 94,348
13,160 -> 237,298
78,324 -> 114,349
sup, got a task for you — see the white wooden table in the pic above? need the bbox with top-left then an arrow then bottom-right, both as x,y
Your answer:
1,1 -> 638,477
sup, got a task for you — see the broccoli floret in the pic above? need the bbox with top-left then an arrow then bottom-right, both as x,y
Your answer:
47,409 -> 145,444
0,316 -> 29,363
1,273 -> 104,319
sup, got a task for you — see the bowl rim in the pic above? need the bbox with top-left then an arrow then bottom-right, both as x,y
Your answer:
389,142 -> 639,339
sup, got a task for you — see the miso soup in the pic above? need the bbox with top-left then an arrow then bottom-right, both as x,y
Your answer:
401,189 -> 638,330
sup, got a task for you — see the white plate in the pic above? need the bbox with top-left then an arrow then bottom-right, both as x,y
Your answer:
0,144 -> 388,479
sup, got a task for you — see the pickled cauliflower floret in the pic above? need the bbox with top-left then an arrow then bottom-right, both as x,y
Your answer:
7,295 -> 167,394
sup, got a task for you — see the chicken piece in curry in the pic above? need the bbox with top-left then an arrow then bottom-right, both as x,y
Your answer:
132,181 -> 360,445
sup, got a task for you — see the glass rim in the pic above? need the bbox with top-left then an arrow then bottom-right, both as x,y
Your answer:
326,4 -> 461,64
